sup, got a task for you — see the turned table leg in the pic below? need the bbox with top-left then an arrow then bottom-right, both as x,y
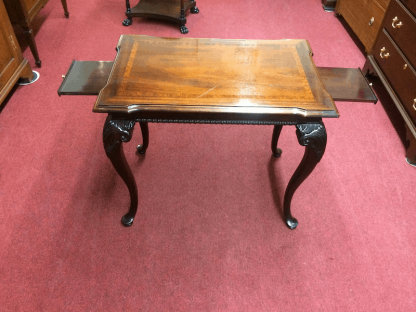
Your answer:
179,2 -> 188,34
103,115 -> 138,226
283,122 -> 327,229
61,0 -> 69,18
23,26 -> 41,67
123,0 -> 133,26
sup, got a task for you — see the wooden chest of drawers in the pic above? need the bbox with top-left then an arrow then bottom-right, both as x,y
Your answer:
363,0 -> 416,165
335,0 -> 390,52
0,0 -> 33,105
3,0 -> 69,67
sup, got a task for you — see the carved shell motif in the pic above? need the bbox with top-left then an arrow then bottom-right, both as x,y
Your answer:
296,123 -> 327,162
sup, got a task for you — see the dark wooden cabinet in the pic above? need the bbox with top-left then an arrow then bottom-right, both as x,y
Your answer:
363,0 -> 416,165
401,0 -> 416,14
3,0 -> 69,67
0,0 -> 33,105
335,0 -> 390,52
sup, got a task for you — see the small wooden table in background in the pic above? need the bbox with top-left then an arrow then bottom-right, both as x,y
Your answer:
59,35 -> 377,229
122,0 -> 199,34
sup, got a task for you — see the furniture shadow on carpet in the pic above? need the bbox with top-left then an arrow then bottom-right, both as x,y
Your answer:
267,155 -> 285,220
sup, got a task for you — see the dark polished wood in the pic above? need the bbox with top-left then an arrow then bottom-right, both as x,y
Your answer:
58,61 -> 114,96
94,36 -> 337,118
57,37 -> 381,226
137,122 -> 149,154
317,67 -> 377,103
57,36 -> 383,227
335,0 -> 390,52
364,0 -> 416,165
374,30 -> 416,122
103,116 -> 138,227
92,35 -> 339,228
383,0 -> 416,72
0,0 -> 34,105
402,0 -> 416,15
123,0 -> 198,34
284,123 -> 327,229
58,61 -> 377,105
271,125 -> 283,157
3,0 -> 69,67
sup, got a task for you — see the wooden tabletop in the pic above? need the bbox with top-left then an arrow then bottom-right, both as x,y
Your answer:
93,35 -> 339,120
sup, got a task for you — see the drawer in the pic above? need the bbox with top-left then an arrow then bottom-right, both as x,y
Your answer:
58,61 -> 114,96
401,0 -> 416,16
374,29 -> 416,122
338,0 -> 385,51
384,0 -> 416,67
316,67 -> 377,103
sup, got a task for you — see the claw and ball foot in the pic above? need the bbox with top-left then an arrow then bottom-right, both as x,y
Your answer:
123,18 -> 132,26
190,6 -> 199,13
180,25 -> 189,34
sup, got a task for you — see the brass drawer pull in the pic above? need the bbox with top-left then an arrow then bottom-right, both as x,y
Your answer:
369,17 -> 374,25
380,47 -> 390,59
404,64 -> 408,70
413,99 -> 416,111
392,17 -> 403,28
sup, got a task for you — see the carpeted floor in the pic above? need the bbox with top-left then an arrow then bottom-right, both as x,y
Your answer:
1,0 -> 415,310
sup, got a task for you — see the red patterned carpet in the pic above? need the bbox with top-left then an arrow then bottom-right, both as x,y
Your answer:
1,0 -> 415,310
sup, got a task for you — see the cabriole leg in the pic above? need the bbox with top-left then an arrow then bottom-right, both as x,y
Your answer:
137,122 -> 149,154
103,115 -> 138,226
271,125 -> 283,157
283,122 -> 327,229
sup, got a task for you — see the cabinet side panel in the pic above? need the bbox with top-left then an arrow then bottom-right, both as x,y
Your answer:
0,0 -> 24,97
2,0 -> 26,22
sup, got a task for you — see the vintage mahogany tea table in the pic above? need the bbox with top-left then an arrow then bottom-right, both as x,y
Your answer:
58,35 -> 376,229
